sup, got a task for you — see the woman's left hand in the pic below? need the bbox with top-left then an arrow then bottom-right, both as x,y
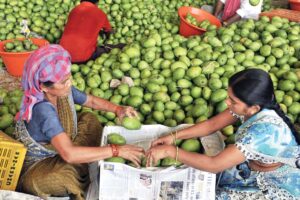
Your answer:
116,106 -> 138,120
145,145 -> 176,167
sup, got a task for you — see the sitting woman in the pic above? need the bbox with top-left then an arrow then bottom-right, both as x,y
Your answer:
14,44 -> 144,200
146,69 -> 300,199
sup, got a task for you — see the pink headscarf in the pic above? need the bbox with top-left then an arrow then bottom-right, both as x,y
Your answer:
18,44 -> 71,122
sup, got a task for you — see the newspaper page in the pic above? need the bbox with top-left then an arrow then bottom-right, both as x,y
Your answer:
96,125 -> 219,200
99,162 -> 215,200
156,167 -> 215,200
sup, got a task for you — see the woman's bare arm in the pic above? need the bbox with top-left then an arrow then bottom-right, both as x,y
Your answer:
223,14 -> 241,26
51,133 -> 144,165
83,94 -> 120,113
177,145 -> 245,173
147,144 -> 245,173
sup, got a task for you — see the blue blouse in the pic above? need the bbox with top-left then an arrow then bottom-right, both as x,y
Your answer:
217,109 -> 300,199
25,86 -> 87,143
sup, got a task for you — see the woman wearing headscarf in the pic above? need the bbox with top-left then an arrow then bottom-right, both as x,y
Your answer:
14,44 -> 144,200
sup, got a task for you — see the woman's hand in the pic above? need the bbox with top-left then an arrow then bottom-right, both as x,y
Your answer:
151,134 -> 174,147
116,106 -> 138,120
118,144 -> 144,167
145,145 -> 176,167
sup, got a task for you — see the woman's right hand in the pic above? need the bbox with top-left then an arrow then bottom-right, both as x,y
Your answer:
151,134 -> 174,147
118,145 -> 144,167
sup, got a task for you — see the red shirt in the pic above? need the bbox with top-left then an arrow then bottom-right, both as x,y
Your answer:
60,2 -> 111,62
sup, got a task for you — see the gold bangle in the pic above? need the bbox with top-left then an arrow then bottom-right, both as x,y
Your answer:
170,131 -> 176,145
175,146 -> 179,164
174,130 -> 178,144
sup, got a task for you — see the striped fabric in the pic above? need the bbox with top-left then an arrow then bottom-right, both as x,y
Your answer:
18,44 -> 71,122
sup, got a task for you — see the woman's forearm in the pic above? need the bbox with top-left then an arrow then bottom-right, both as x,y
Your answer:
224,14 -> 241,25
84,95 -> 121,113
166,145 -> 245,173
165,146 -> 223,173
62,146 -> 113,164
52,133 -> 113,163
178,150 -> 221,173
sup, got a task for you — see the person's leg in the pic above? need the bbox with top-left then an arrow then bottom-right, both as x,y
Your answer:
214,0 -> 225,18
21,113 -> 102,200
72,47 -> 107,64
104,43 -> 126,50
90,43 -> 127,60
89,46 -> 108,60
21,156 -> 89,200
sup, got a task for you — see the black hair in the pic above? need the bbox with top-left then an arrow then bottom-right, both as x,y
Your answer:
42,81 -> 54,88
80,0 -> 99,3
229,68 -> 300,144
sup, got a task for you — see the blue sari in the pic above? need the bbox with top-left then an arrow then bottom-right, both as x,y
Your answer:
216,109 -> 300,199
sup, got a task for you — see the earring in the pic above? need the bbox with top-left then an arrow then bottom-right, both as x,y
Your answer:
239,115 -> 245,123
230,110 -> 245,123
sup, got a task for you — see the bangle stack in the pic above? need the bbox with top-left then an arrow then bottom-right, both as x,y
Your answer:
110,144 -> 119,157
170,130 -> 179,165
114,106 -> 122,114
170,130 -> 178,145
175,146 -> 179,163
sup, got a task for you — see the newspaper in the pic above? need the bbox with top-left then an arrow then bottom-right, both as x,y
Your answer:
87,125 -> 224,200
99,162 -> 215,200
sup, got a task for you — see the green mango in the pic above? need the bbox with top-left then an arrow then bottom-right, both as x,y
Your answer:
105,157 -> 126,163
210,89 -> 227,103
107,133 -> 126,145
0,113 -> 14,129
225,134 -> 236,145
222,125 -> 234,136
161,157 -> 182,167
288,102 -> 300,115
121,117 -> 141,130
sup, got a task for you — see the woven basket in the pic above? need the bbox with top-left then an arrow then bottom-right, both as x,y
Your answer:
260,9 -> 300,22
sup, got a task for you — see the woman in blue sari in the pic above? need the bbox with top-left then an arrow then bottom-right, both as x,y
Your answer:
146,69 -> 300,199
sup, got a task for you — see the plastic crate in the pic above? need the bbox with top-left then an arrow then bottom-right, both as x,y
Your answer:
0,131 -> 27,191
260,9 -> 300,22
272,0 -> 289,8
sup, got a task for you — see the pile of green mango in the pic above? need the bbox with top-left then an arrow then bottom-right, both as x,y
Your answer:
0,0 -> 217,43
0,0 -> 77,43
97,0 -> 214,45
185,13 -> 199,27
73,16 -> 300,130
185,14 -> 216,30
4,39 -> 38,52
0,0 -> 298,134
0,0 -> 279,44
0,88 -> 23,136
